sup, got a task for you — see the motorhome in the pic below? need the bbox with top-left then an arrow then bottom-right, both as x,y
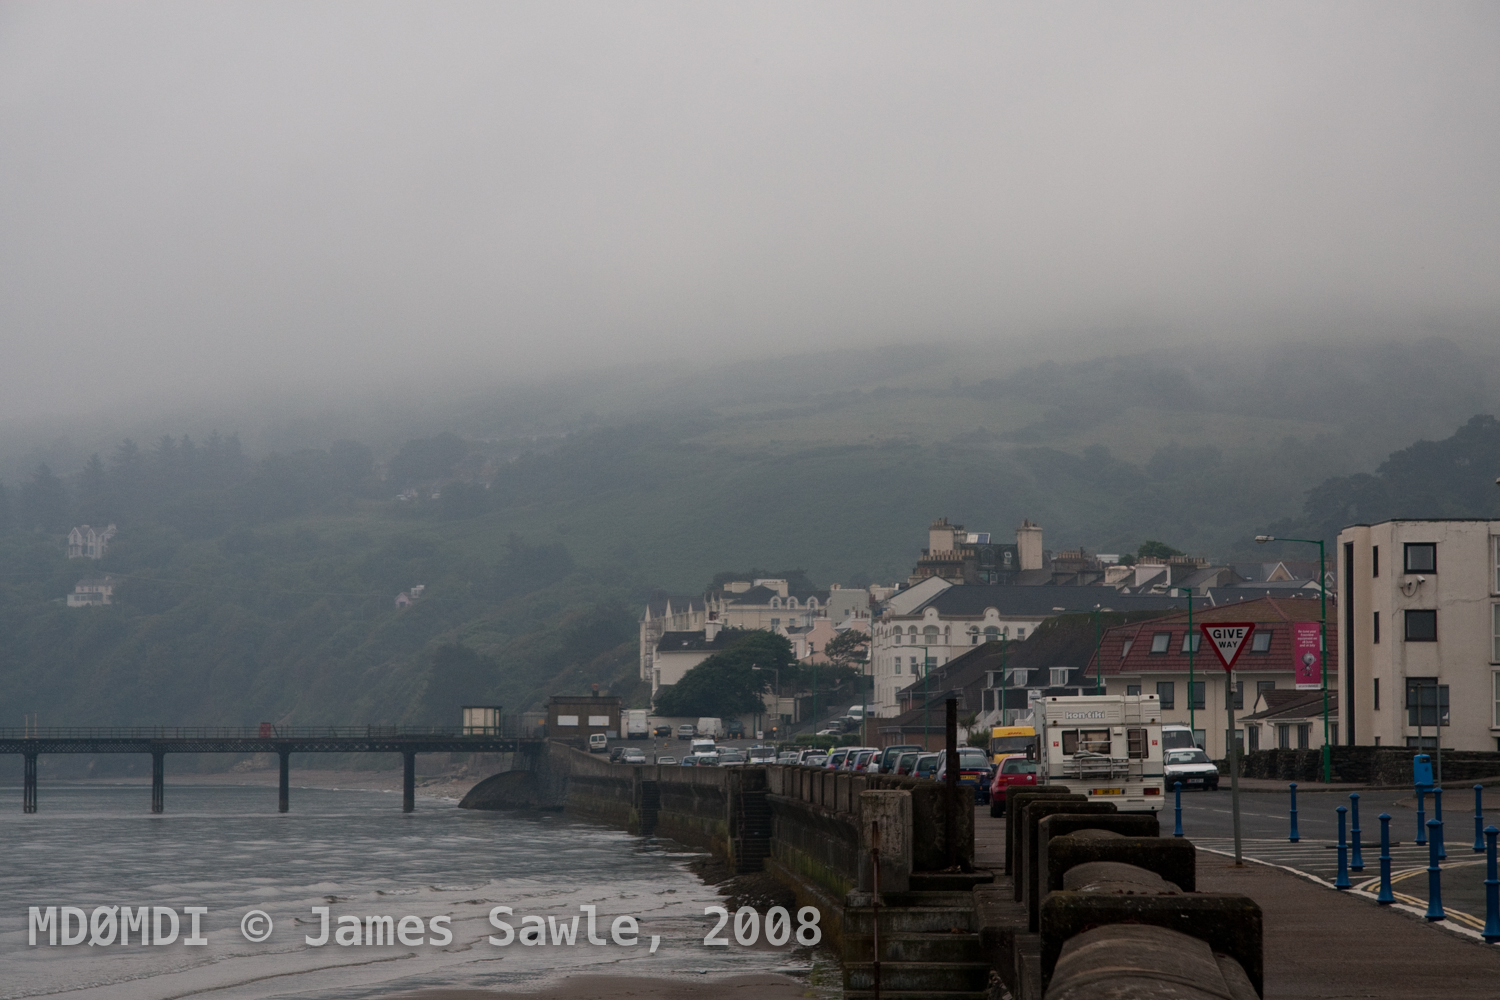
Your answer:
1037,694 -> 1165,813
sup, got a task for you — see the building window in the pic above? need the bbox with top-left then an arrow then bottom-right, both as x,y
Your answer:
1404,542 -> 1436,574
770,618 -> 780,627
894,659 -> 902,675
1406,680 -> 1449,727
1157,681 -> 1175,709
1007,667 -> 1028,686
983,690 -> 994,711
1492,673 -> 1500,728
1189,681 -> 1205,710
1127,684 -> 1141,696
1297,724 -> 1310,749
1373,611 -> 1380,644
1277,725 -> 1290,749
1226,680 -> 1243,710
1180,633 -> 1201,654
1493,605 -> 1500,662
1493,537 -> 1500,594
1050,667 -> 1070,687
1016,627 -> 1026,638
1374,677 -> 1380,711
1150,632 -> 1172,654
910,656 -> 921,674
1405,609 -> 1438,642
1257,680 -> 1276,700
1250,631 -> 1271,653
1120,638 -> 1134,658
1372,545 -> 1379,578
1248,726 -> 1260,752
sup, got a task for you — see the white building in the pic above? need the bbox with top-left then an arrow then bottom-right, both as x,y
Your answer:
67,524 -> 116,560
1338,519 -> 1500,751
68,575 -> 116,606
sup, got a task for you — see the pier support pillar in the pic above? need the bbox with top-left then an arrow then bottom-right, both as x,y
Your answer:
278,750 -> 290,813
23,753 -> 37,813
402,752 -> 416,813
151,752 -> 165,814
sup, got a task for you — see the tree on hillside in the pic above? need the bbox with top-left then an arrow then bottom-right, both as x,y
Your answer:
653,630 -> 792,718
1136,540 -> 1182,560
387,432 -> 469,486
418,643 -> 498,723
824,629 -> 869,668
18,464 -> 68,533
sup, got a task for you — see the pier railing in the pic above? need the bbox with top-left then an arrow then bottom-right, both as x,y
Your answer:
0,722 -> 545,740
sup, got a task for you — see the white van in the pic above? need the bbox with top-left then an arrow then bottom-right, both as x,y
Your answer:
588,733 -> 608,753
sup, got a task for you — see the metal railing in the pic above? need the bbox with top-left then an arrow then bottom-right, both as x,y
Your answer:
0,722 -> 545,740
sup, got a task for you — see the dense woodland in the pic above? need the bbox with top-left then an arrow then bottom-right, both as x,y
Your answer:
2,344 -> 1499,733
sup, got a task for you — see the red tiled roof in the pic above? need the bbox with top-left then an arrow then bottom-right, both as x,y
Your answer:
1091,595 -> 1337,677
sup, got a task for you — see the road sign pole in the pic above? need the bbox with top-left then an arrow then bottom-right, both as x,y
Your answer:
1201,622 -> 1256,868
1228,668 -> 1241,865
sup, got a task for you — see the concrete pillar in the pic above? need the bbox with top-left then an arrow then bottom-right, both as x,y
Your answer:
23,753 -> 37,813
278,750 -> 290,813
859,789 -> 912,893
402,752 -> 416,813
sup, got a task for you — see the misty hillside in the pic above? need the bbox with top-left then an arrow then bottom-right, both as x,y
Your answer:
2,338 -> 1499,730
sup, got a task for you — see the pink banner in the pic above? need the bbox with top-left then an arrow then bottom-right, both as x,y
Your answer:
1293,622 -> 1322,690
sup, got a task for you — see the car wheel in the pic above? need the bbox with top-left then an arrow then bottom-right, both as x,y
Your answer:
989,801 -> 1003,818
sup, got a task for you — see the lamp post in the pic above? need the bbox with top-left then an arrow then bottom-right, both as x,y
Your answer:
1093,604 -> 1103,693
912,645 -> 935,747
752,664 -> 780,738
1255,534 -> 1329,783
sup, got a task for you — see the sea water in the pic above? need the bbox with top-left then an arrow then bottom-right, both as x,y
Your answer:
0,783 -> 820,999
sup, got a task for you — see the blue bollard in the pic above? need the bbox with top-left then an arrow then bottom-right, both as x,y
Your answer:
1335,805 -> 1351,889
1350,793 -> 1365,872
1416,786 -> 1428,845
1426,818 -> 1446,921
1475,785 -> 1486,854
1377,813 -> 1395,904
1435,787 -> 1447,861
1174,781 -> 1184,837
1484,825 -> 1500,942
1288,782 -> 1300,843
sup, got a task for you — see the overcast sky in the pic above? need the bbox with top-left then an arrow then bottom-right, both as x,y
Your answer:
1,2 -> 1497,421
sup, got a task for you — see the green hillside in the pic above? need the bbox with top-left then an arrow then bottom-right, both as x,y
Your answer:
2,336 -> 1498,730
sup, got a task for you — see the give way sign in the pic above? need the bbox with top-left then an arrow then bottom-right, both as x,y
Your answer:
1200,623 -> 1256,673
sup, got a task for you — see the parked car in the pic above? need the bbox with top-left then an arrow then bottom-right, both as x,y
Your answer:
621,748 -> 647,764
1163,748 -> 1220,791
726,719 -> 745,739
935,747 -> 996,803
717,750 -> 748,765
588,733 -> 608,753
776,752 -> 801,764
894,751 -> 920,776
653,725 -> 674,738
804,754 -> 828,767
609,746 -> 627,762
655,755 -> 678,765
913,752 -> 941,779
747,745 -> 777,762
848,749 -> 878,772
677,725 -> 697,740
816,728 -> 843,736
988,754 -> 1038,816
877,744 -> 922,774
824,748 -> 850,769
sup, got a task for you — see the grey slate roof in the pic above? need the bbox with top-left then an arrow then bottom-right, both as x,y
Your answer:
905,586 -> 1189,619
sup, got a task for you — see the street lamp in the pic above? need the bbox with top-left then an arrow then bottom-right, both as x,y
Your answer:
1255,534 -> 1330,783
751,664 -> 780,738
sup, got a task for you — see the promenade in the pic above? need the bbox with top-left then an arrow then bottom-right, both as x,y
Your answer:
976,807 -> 1500,998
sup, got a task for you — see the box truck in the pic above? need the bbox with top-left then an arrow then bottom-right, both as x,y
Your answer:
1037,694 -> 1165,813
625,710 -> 649,740
696,717 -> 726,739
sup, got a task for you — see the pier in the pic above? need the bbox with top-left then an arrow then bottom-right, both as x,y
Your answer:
1,724 -> 543,814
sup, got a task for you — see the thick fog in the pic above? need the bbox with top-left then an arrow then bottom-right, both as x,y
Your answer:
1,2 -> 1497,421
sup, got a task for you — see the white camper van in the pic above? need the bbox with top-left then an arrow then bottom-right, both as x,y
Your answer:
1037,694 -> 1165,813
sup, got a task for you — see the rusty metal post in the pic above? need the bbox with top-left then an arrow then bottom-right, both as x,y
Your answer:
278,750 -> 290,813
23,753 -> 37,813
946,698 -> 959,869
151,751 -> 165,814
402,751 -> 416,813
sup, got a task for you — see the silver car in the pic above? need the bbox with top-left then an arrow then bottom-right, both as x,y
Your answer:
1163,749 -> 1220,791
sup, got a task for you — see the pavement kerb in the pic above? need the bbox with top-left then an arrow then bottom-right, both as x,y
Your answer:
1223,774 -> 1500,792
1196,844 -> 1498,949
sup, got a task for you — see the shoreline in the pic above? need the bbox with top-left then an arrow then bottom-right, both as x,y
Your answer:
18,766 -> 489,802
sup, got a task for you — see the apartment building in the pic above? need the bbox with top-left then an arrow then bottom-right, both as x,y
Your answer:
1338,519 -> 1500,751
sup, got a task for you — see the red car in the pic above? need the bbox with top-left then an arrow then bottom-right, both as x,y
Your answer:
988,753 -> 1037,817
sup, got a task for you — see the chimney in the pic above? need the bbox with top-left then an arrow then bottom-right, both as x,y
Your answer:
591,683 -> 601,697
704,620 -> 722,641
1016,519 -> 1044,571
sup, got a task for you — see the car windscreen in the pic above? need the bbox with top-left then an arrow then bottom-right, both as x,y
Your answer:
1166,750 -> 1211,764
